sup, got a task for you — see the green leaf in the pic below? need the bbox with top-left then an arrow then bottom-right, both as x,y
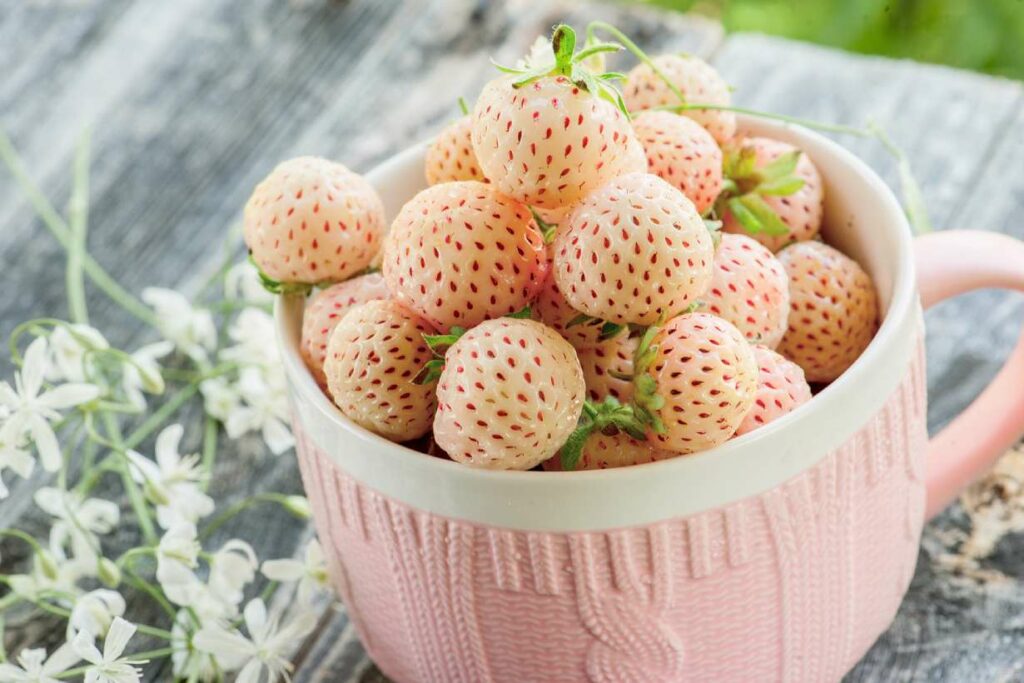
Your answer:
422,326 -> 466,355
757,150 -> 802,183
249,253 -> 314,296
727,146 -> 759,180
738,194 -> 790,237
530,206 -> 558,244
726,196 -> 764,235
757,176 -> 805,196
572,43 -> 622,64
567,313 -> 597,329
551,25 -> 577,72
413,359 -> 445,385
599,321 -> 625,341
560,419 -> 595,471
506,306 -> 532,320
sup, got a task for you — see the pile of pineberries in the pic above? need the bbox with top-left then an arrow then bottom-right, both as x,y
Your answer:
243,25 -> 879,472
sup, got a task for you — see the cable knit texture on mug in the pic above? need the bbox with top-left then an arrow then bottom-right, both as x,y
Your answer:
291,335 -> 927,683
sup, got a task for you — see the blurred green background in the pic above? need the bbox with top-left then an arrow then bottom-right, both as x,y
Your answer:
638,0 -> 1024,80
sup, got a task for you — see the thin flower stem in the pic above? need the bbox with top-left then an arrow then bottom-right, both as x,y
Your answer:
124,383 -> 199,450
66,129 -> 91,325
124,568 -> 177,620
199,493 -> 299,540
0,128 -> 157,327
658,102 -> 873,137
0,594 -> 21,613
116,546 -> 156,568
101,412 -> 158,545
0,528 -> 46,555
57,648 -> 177,679
201,416 -> 218,487
586,21 -> 687,104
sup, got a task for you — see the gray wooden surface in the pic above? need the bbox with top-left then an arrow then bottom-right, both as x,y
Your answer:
2,0 -> 1023,681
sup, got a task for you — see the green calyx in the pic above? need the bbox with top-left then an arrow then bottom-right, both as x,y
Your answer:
559,396 -> 647,471
714,145 -> 805,238
630,319 -> 666,436
414,326 -> 466,385
413,308 -> 532,385
250,254 -> 318,296
530,208 -> 559,245
493,24 -> 630,117
565,312 -> 625,341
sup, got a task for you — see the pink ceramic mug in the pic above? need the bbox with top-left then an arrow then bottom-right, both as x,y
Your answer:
275,116 -> 1024,683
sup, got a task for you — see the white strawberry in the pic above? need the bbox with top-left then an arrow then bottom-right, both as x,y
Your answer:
472,26 -> 640,209
244,156 -> 385,285
382,181 -> 548,331
700,233 -> 790,348
300,273 -> 390,386
553,172 -> 714,326
632,110 -> 722,214
623,53 -> 736,145
736,346 -> 812,436
432,318 -> 585,470
777,241 -> 878,383
323,300 -> 439,442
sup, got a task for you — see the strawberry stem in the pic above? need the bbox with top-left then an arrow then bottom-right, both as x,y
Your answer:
586,21 -> 688,106
457,96 -> 470,116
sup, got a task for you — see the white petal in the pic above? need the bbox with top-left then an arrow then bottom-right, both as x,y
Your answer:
262,418 -> 294,455
39,383 -> 101,410
29,416 -> 62,472
21,337 -> 49,399
242,599 -> 268,637
2,447 -> 35,478
260,559 -> 305,582
235,658 -> 264,683
0,381 -> 19,408
124,450 -> 159,485
43,642 -> 83,674
72,630 -> 103,665
154,424 -> 184,471
102,617 -> 137,661
193,626 -> 254,659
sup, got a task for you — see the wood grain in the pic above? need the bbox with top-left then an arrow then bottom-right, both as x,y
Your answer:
1,0 -> 1023,681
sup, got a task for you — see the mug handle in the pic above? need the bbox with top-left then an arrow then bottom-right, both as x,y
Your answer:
916,230 -> 1024,519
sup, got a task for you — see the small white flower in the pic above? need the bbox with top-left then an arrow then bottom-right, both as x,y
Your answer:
156,523 -> 202,606
67,589 -> 126,641
262,539 -> 329,605
170,610 -> 218,682
225,261 -> 275,305
126,424 -> 213,529
0,337 -> 101,471
121,341 -> 173,410
226,367 -> 293,455
200,377 -> 242,424
207,539 -> 258,616
221,307 -> 279,370
0,441 -> 35,498
142,288 -> 216,363
0,644 -> 81,683
47,324 -> 108,384
7,550 -> 82,602
194,598 -> 317,682
73,616 -> 146,683
34,487 -> 118,570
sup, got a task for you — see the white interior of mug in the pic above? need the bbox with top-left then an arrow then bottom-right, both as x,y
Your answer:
276,115 -> 918,531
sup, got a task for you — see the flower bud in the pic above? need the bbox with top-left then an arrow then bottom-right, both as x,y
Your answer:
282,495 -> 312,519
38,549 -> 60,580
98,557 -> 122,588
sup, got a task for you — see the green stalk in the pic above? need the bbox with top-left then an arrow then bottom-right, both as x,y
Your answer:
101,412 -> 158,545
200,416 -> 218,487
0,129 -> 157,326
124,569 -> 177,620
66,130 -> 91,325
661,102 -> 872,137
199,493 -> 299,540
124,383 -> 199,449
586,21 -> 687,104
